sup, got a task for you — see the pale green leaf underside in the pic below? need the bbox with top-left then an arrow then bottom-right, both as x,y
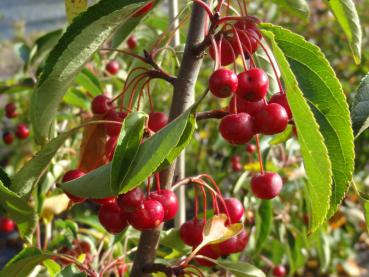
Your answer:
262,26 -> 332,232
326,0 -> 362,64
271,0 -> 310,19
262,23 -> 355,220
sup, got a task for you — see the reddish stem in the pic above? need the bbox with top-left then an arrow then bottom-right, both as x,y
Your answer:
229,24 -> 248,71
193,0 -> 214,19
147,176 -> 151,198
194,185 -> 199,220
155,173 -> 161,192
255,134 -> 264,173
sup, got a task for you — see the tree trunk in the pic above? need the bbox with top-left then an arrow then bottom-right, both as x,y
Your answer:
130,1 -> 207,276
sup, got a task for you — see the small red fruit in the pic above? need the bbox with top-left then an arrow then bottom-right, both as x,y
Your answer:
118,187 -> 145,213
212,229 -> 249,255
229,96 -> 266,116
246,144 -> 256,153
272,265 -> 287,277
132,1 -> 154,17
148,112 -> 168,132
2,132 -> 14,145
105,136 -> 118,161
232,162 -> 242,172
269,93 -> 292,119
209,68 -> 238,98
236,68 -> 269,101
254,103 -> 288,135
105,60 -> 120,75
91,197 -> 116,205
232,29 -> 258,57
0,217 -> 16,233
98,202 -> 128,234
15,124 -> 30,140
231,155 -> 241,164
128,199 -> 164,230
219,113 -> 254,145
91,95 -> 112,114
219,198 -> 244,224
104,110 -> 127,137
251,172 -> 283,199
150,190 -> 178,221
180,219 -> 204,247
209,38 -> 238,66
127,35 -> 138,49
194,245 -> 219,267
62,170 -> 86,203
5,103 -> 17,118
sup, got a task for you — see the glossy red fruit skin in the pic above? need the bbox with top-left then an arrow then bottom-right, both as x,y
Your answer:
194,245 -> 219,267
251,172 -> 283,199
209,38 -> 238,66
132,1 -> 154,17
234,20 -> 261,39
5,103 -> 17,118
232,162 -> 242,172
232,29 -> 258,56
98,202 -> 128,234
212,229 -> 249,256
150,190 -> 178,221
254,103 -> 289,135
2,132 -> 14,145
128,199 -> 164,230
91,197 -> 116,205
15,124 -> 30,140
229,96 -> 266,116
180,219 -> 204,247
105,60 -> 120,75
105,136 -> 118,161
272,265 -> 287,277
91,95 -> 112,114
118,187 -> 145,212
269,93 -> 292,119
219,113 -> 254,145
0,217 -> 16,233
209,68 -> 238,98
62,170 -> 86,203
104,110 -> 127,137
220,198 -> 244,224
236,69 -> 269,102
148,112 -> 168,132
246,144 -> 256,153
127,35 -> 138,49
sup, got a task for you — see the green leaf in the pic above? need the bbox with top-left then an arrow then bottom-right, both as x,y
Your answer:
268,125 -> 292,145
325,0 -> 362,64
0,181 -> 37,240
60,106 -> 196,197
65,0 -> 88,23
111,112 -> 147,193
351,73 -> 369,137
271,0 -> 310,19
0,168 -> 12,188
262,23 -> 355,224
56,265 -> 87,277
43,259 -> 62,277
30,29 -> 63,65
261,25 -> 333,232
30,0 -> 152,144
75,68 -> 103,96
0,248 -> 51,276
63,88 -> 90,110
364,202 -> 369,233
217,261 -> 265,277
160,228 -> 188,252
254,200 -> 272,253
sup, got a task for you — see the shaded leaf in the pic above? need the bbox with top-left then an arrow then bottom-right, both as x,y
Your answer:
75,68 -> 102,96
351,73 -> 369,137
254,200 -> 272,253
217,261 -> 265,277
271,0 -> 310,19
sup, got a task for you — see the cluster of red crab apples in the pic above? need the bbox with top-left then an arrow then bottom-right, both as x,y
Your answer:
2,103 -> 30,145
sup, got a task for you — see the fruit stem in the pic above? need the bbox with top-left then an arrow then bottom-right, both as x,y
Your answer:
255,134 -> 264,173
210,35 -> 221,70
192,0 -> 214,20
231,96 -> 238,114
236,29 -> 256,67
155,173 -> 161,192
146,176 -> 151,199
249,33 -> 285,93
229,24 -> 248,71
194,185 -> 199,220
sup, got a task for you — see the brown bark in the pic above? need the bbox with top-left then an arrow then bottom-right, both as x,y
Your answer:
130,1 -> 207,276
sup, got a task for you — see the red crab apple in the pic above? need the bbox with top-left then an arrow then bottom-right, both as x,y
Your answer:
2,131 -> 14,145
219,113 -> 254,145
180,219 -> 204,247
194,245 -> 220,267
254,103 -> 288,135
209,38 -> 238,66
104,110 -> 127,137
269,93 -> 292,119
128,199 -> 164,230
148,112 -> 168,132
15,124 -> 30,140
229,96 -> 266,116
118,187 -> 145,213
0,217 -> 16,233
251,172 -> 283,199
105,60 -> 120,75
212,229 -> 249,255
98,202 -> 128,234
91,95 -> 112,114
150,189 -> 178,221
5,103 -> 17,118
273,265 -> 287,277
209,68 -> 238,98
127,35 -> 138,49
236,68 -> 269,102
62,170 -> 86,203
219,197 -> 244,224
246,144 -> 256,153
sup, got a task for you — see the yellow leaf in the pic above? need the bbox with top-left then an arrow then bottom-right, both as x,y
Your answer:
42,194 -> 70,222
65,0 -> 88,23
